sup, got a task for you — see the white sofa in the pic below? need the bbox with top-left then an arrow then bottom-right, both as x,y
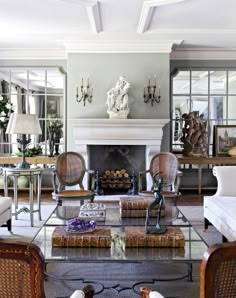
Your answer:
204,166 -> 236,242
0,196 -> 12,231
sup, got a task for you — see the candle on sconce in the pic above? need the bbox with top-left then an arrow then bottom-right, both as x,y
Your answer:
76,85 -> 78,96
154,75 -> 157,87
148,76 -> 151,87
87,76 -> 89,86
143,85 -> 146,97
81,77 -> 83,87
158,85 -> 161,97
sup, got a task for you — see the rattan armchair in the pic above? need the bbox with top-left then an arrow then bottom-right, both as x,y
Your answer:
0,240 -> 46,298
200,241 -> 236,298
139,152 -> 182,205
0,240 -> 94,298
52,152 -> 95,206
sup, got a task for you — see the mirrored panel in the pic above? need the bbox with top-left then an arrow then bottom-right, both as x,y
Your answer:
210,71 -> 226,95
191,71 -> 209,95
173,71 -> 190,94
0,67 -> 65,156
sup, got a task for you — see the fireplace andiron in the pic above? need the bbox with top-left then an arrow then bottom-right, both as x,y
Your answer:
145,172 -> 167,234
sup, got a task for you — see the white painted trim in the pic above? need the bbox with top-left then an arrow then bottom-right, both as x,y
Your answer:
65,40 -> 182,53
86,2 -> 102,34
137,0 -> 187,34
0,48 -> 67,60
171,48 -> 236,60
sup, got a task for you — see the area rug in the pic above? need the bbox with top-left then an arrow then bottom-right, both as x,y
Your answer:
45,262 -> 200,298
0,204 -> 56,241
178,206 -> 222,246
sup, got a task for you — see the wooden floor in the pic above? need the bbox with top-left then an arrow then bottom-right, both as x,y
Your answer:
0,189 -> 215,206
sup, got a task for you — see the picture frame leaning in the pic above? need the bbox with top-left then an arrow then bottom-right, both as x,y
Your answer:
214,125 -> 236,156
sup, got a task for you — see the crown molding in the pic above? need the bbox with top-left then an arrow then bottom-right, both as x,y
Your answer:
0,48 -> 67,60
171,48 -> 236,60
137,0 -> 187,34
65,39 -> 182,53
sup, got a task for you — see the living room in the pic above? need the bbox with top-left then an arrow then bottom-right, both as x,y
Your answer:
1,1 -> 236,297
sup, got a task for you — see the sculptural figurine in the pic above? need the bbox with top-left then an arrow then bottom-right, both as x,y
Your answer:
106,76 -> 130,119
145,173 -> 167,234
181,112 -> 208,157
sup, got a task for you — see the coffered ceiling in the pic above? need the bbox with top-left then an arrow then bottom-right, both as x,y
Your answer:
0,0 -> 236,59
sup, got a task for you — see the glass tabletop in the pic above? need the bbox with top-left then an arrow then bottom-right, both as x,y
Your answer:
45,204 -> 190,227
32,204 -> 208,263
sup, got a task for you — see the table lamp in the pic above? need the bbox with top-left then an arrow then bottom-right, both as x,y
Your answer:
6,113 -> 42,169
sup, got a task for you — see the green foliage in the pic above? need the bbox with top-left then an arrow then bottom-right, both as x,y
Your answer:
16,145 -> 43,157
0,95 -> 14,129
47,114 -> 63,129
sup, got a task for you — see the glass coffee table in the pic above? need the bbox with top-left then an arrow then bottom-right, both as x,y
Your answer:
32,203 -> 208,294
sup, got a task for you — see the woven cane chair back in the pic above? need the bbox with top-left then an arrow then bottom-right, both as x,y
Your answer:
150,152 -> 179,190
200,241 -> 236,298
0,240 -> 45,298
56,151 -> 86,189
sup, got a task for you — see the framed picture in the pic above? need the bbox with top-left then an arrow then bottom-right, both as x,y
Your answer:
214,125 -> 236,156
47,97 -> 60,116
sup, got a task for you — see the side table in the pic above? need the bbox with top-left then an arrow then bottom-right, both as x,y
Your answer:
3,167 -> 44,227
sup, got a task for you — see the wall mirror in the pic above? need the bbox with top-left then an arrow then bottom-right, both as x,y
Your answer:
171,69 -> 236,156
0,67 -> 66,156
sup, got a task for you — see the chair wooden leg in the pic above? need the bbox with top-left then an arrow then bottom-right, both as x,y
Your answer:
83,285 -> 94,298
204,218 -> 210,230
6,218 -> 12,231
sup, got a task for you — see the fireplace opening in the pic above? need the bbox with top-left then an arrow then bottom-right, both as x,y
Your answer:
88,145 -> 146,195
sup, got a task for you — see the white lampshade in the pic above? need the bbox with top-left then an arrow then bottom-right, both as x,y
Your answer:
6,113 -> 42,135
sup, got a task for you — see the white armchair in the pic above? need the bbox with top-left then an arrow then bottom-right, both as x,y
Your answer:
0,196 -> 12,231
204,166 -> 236,241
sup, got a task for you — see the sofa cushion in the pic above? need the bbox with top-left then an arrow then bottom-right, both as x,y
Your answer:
204,195 -> 236,233
213,166 -> 236,196
0,196 -> 11,212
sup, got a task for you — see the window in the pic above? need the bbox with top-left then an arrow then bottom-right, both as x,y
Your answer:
0,67 -> 66,156
171,69 -> 236,155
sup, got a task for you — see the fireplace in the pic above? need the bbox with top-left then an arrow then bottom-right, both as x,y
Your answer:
88,145 -> 145,194
72,118 -> 169,191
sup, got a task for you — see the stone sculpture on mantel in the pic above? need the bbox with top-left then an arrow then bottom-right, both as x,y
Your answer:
106,76 -> 130,119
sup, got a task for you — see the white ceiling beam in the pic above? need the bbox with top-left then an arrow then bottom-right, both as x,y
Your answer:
137,0 -> 187,34
86,2 -> 102,34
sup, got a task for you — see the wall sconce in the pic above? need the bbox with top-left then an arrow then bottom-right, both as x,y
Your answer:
76,76 -> 93,106
143,75 -> 161,106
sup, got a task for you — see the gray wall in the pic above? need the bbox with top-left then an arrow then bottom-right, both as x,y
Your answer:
67,53 -> 170,150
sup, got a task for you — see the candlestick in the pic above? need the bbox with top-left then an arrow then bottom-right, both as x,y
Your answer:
154,75 -> 156,87
158,86 -> 161,97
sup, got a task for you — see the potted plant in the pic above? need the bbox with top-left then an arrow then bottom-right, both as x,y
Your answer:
47,115 -> 63,156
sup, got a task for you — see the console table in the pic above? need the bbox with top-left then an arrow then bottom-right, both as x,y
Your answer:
0,155 -> 57,166
177,155 -> 236,194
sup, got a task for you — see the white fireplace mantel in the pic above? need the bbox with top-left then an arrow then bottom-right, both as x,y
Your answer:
72,118 -> 169,189
71,118 -> 169,145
